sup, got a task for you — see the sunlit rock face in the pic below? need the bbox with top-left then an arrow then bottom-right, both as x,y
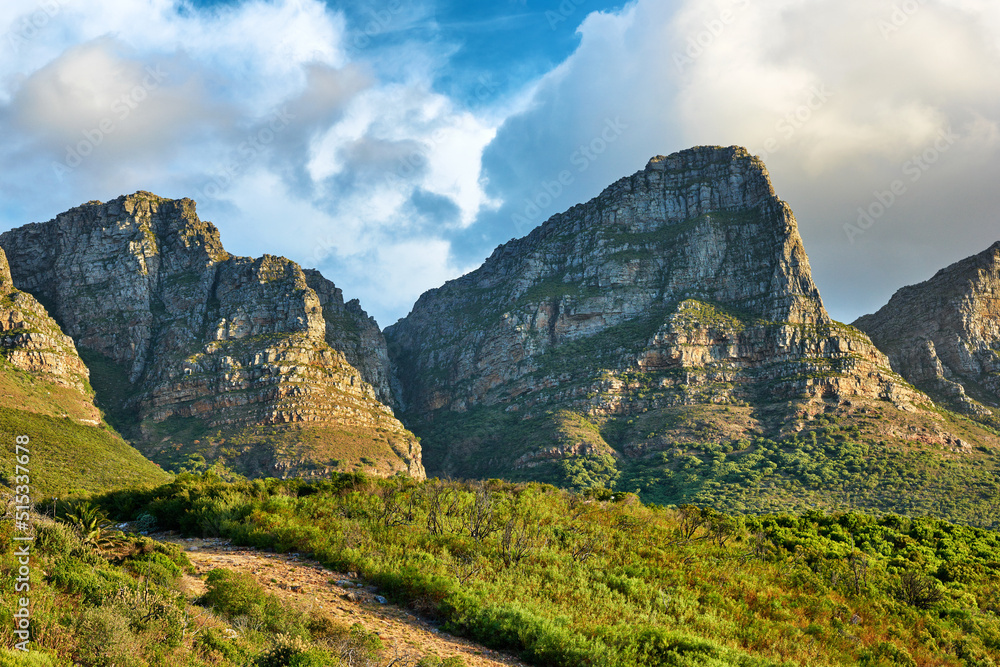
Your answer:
856,241 -> 1000,421
0,192 -> 424,480
387,146 -> 920,478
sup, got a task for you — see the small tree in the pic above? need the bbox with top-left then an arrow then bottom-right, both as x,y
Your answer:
465,481 -> 501,541
499,513 -> 538,568
424,481 -> 461,536
894,571 -> 944,609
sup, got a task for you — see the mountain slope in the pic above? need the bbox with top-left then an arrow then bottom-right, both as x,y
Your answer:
386,147 -> 1000,521
854,242 -> 1000,427
0,193 -> 423,480
0,246 -> 169,496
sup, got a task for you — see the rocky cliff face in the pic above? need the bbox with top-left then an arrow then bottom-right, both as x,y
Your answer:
0,193 -> 423,480
387,147 -> 924,481
0,247 -> 92,403
854,242 -> 1000,423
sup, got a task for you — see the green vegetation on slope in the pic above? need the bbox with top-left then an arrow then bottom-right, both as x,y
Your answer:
91,473 -> 1000,667
139,419 -> 416,480
0,505 -> 406,666
0,407 -> 170,498
0,354 -> 168,497
77,349 -> 140,435
411,401 -> 1000,529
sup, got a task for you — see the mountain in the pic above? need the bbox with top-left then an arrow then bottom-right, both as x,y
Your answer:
386,147 -> 1000,521
854,242 -> 1000,428
0,246 -> 169,496
0,193 -> 424,480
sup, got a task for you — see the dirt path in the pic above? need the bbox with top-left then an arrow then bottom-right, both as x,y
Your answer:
162,535 -> 529,667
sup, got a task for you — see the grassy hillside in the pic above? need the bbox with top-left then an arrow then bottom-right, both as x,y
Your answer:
0,357 -> 169,498
92,473 -> 1000,666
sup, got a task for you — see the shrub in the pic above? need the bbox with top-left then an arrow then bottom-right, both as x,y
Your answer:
107,586 -> 186,647
858,641 -> 917,667
48,559 -> 135,605
0,650 -> 67,666
894,571 -> 944,609
202,568 -> 270,628
133,512 -> 157,534
258,634 -> 332,667
126,551 -> 182,588
73,607 -> 143,667
201,568 -> 301,635
418,657 -> 467,667
305,612 -> 350,644
34,521 -> 81,558
195,627 -> 244,663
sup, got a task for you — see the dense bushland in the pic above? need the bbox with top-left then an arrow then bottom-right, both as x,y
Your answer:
413,403 -> 1000,531
87,472 -> 1000,666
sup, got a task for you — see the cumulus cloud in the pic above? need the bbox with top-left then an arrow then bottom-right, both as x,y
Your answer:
2,0 -> 1000,327
472,0 -> 1000,321
0,0 -> 499,326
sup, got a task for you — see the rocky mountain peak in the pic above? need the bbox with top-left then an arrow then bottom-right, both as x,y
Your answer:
0,194 -> 423,480
386,147 -> 918,481
643,145 -> 775,208
469,146 -> 828,328
855,241 -> 1000,421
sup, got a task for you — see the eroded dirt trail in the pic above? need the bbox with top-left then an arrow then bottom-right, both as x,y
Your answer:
166,536 -> 529,667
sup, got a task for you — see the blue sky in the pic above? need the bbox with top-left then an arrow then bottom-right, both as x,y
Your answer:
2,0 -> 1000,328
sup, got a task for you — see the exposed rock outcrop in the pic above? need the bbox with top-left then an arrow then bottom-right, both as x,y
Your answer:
0,193 -> 424,480
855,242 -> 1000,421
0,247 -> 92,402
386,147 -> 923,479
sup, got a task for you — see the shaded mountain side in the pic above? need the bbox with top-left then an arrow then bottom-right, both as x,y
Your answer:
0,193 -> 423,480
0,247 -> 169,496
386,147 -> 1000,515
855,241 -> 1000,428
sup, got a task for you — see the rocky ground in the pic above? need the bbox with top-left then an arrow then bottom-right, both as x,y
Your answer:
162,534 -> 529,667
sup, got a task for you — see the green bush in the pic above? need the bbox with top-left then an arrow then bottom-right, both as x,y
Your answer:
133,512 -> 157,533
202,568 -> 302,635
195,627 -> 245,663
858,641 -> 917,667
126,551 -> 182,588
257,634 -> 333,667
34,521 -> 81,558
0,649 -> 69,666
48,559 -> 135,605
73,607 -> 143,667
202,568 -> 270,627
417,657 -> 467,667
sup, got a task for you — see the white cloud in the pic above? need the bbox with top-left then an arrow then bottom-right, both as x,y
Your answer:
474,0 -> 1000,322
3,0 -> 1000,328
0,0 -> 502,327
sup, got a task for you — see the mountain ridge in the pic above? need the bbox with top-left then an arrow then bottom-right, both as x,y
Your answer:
384,146 -> 1000,518
0,192 -> 424,480
854,240 -> 1000,426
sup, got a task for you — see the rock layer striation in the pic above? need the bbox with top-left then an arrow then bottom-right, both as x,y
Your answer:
387,147 -> 922,479
0,193 -> 423,479
855,242 -> 1000,422
0,247 -> 93,404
